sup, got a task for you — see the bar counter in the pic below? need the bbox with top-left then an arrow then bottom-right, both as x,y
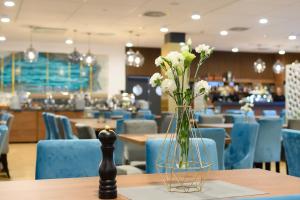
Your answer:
215,101 -> 285,115
8,109 -> 83,142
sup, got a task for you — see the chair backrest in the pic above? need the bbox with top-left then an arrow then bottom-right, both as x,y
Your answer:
146,138 -> 219,174
192,128 -> 226,170
42,112 -> 51,140
123,119 -> 157,134
75,124 -> 96,139
1,113 -> 14,154
55,115 -> 65,139
282,129 -> 300,177
262,110 -> 277,117
225,109 -> 244,115
0,125 -> 8,154
160,114 -> 176,133
225,122 -> 259,169
35,139 -> 101,179
254,118 -> 282,162
232,115 -> 256,124
288,119 -> 300,131
60,116 -> 75,139
123,120 -> 157,162
198,115 -> 224,124
47,113 -> 61,139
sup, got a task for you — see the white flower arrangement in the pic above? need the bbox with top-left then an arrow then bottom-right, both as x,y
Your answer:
149,39 -> 213,106
240,98 -> 254,115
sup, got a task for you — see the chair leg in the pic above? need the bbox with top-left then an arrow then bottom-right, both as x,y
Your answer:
275,162 -> 280,173
254,162 -> 263,169
265,162 -> 271,171
1,154 -> 10,178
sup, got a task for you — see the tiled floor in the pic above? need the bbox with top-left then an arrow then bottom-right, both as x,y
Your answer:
0,143 -> 36,181
0,143 -> 288,181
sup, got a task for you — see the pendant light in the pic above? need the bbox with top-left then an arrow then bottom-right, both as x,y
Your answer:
68,29 -> 82,64
125,31 -> 136,66
133,34 -> 144,67
253,58 -> 266,73
126,49 -> 136,66
24,27 -> 38,63
83,32 -> 96,66
272,60 -> 285,74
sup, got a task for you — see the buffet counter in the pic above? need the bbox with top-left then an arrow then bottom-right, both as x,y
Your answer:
215,102 -> 285,115
8,110 -> 84,143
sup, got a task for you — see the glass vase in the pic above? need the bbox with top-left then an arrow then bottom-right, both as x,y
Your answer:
156,106 -> 212,193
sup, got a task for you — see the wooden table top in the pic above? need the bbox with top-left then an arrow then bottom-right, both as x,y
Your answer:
1,169 -> 300,200
70,118 -> 117,130
119,133 -> 231,145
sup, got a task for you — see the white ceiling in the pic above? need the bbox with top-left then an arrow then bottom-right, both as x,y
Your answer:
1,0 -> 300,52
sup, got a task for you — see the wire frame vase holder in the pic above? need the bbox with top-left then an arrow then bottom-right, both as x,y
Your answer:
156,106 -> 213,193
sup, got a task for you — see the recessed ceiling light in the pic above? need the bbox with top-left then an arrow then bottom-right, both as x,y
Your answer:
259,18 -> 268,24
220,30 -> 228,36
191,14 -> 201,20
0,36 -> 6,41
232,47 -> 239,53
126,42 -> 133,47
288,35 -> 297,40
65,39 -> 73,45
4,0 -> 15,7
1,16 -> 10,23
160,27 -> 169,33
278,49 -> 285,55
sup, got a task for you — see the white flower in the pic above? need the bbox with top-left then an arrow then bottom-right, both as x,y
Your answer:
195,44 -> 213,55
194,80 -> 210,95
166,68 -> 174,79
181,45 -> 189,52
161,79 -> 177,93
155,56 -> 163,67
149,73 -> 163,87
165,51 -> 184,67
187,38 -> 192,46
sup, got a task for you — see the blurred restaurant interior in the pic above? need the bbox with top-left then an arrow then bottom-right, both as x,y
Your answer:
1,0 -> 300,199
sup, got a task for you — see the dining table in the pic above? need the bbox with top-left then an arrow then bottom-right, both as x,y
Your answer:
1,169 -> 300,199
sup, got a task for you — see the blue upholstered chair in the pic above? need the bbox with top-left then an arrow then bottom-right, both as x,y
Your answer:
232,115 -> 256,123
0,125 -> 8,158
114,119 -> 125,165
112,109 -> 132,119
225,109 -> 244,115
146,138 -> 219,174
46,113 -> 61,139
262,110 -> 277,117
160,114 -> 176,133
192,128 -> 226,170
254,118 -> 282,172
238,194 -> 300,200
282,129 -> 300,177
35,139 -> 101,179
59,116 -> 78,139
224,122 -> 259,169
42,112 -> 51,140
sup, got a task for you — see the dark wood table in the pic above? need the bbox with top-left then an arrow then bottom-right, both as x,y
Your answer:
119,133 -> 231,145
1,169 -> 300,199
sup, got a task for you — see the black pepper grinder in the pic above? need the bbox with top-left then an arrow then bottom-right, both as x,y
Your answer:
98,128 -> 117,199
